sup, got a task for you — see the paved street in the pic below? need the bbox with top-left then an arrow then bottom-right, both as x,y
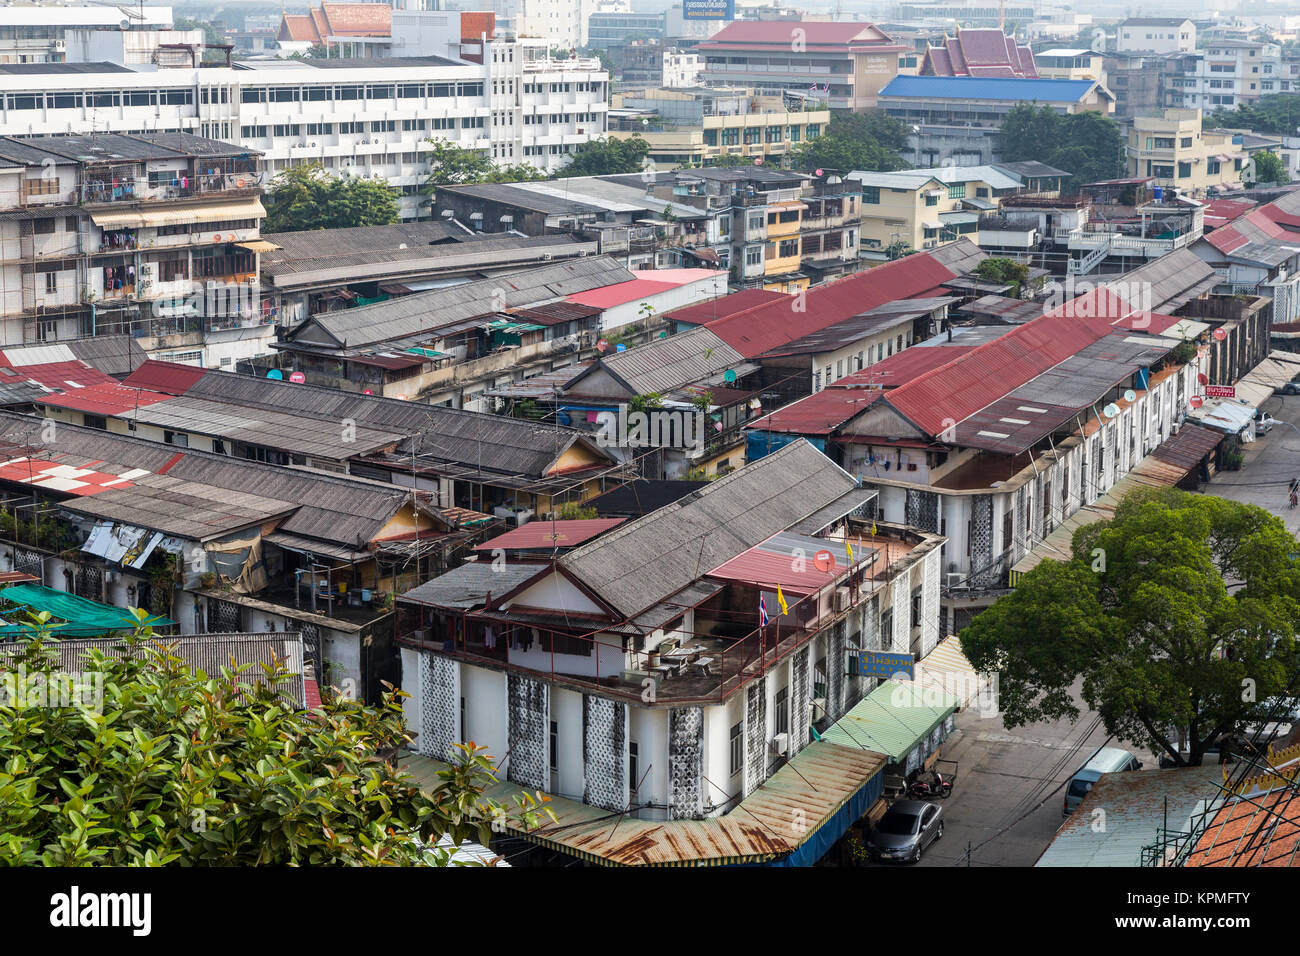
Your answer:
898,396 -> 1300,868
1201,392 -> 1300,534
912,694 -> 1113,867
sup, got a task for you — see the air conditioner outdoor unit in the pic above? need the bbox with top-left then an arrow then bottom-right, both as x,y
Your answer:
833,585 -> 851,613
946,573 -> 964,588
769,732 -> 789,757
810,698 -> 827,722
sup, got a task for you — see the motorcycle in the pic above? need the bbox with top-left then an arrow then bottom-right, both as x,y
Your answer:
907,769 -> 953,800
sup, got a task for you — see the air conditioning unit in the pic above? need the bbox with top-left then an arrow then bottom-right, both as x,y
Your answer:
769,732 -> 789,757
810,698 -> 827,722
833,585 -> 851,613
946,573 -> 964,588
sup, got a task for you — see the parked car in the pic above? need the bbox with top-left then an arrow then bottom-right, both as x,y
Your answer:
1064,747 -> 1142,815
868,799 -> 943,863
1255,410 -> 1277,436
1276,379 -> 1300,396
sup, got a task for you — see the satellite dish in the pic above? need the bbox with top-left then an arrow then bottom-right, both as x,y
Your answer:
1103,403 -> 1120,419
723,369 -> 737,383
1123,389 -> 1137,403
120,19 -> 131,31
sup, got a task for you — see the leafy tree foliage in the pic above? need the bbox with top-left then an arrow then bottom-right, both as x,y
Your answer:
421,140 -> 547,194
0,614 -> 551,865
962,490 -> 1300,766
1205,94 -> 1300,136
1000,103 -> 1124,187
974,257 -> 1031,297
559,136 -> 652,177
789,110 -> 910,174
1248,150 -> 1289,185
264,163 -> 399,232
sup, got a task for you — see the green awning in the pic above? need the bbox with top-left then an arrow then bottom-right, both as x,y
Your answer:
0,583 -> 174,637
404,347 -> 446,359
821,680 -> 957,764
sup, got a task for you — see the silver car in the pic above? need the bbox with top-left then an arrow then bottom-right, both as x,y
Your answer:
868,799 -> 944,864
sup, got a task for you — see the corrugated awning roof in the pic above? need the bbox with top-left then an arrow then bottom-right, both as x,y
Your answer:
89,198 -> 266,230
402,740 -> 886,866
822,681 -> 958,763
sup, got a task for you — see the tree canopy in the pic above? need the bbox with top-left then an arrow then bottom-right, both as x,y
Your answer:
421,140 -> 547,194
1000,103 -> 1124,187
263,163 -> 399,232
974,257 -> 1031,297
1205,94 -> 1300,135
558,136 -> 652,177
1248,150 -> 1289,186
0,613 -> 550,865
788,110 -> 910,174
962,489 -> 1300,766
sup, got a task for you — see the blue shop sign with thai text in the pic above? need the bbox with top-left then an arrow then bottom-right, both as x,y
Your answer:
852,650 -> 915,680
683,0 -> 735,20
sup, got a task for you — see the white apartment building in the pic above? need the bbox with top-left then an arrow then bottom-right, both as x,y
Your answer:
1166,41 -> 1281,110
0,38 -> 608,220
1116,17 -> 1195,54
0,5 -> 173,63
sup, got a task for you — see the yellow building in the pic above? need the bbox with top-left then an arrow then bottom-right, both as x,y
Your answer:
1035,48 -> 1105,82
609,88 -> 830,171
849,171 -> 976,257
1127,109 -> 1248,195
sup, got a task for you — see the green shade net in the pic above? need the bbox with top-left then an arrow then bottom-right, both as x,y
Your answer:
0,583 -> 174,638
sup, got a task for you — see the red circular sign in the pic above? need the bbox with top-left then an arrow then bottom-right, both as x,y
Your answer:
362,388 -> 373,395
813,550 -> 834,572
1190,395 -> 1204,408
1213,328 -> 1227,341
288,371 -> 305,384
753,157 -> 764,166
597,339 -> 610,352
1198,372 -> 1209,385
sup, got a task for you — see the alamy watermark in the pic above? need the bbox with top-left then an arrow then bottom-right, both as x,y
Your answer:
594,405 -> 706,456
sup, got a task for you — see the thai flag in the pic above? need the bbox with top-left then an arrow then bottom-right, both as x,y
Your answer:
759,593 -> 769,627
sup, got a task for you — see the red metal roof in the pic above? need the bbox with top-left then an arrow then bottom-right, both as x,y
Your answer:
1202,198 -> 1256,229
703,253 -> 961,359
473,518 -> 624,551
833,345 -> 973,389
698,20 -> 904,52
749,387 -> 882,435
566,269 -> 723,310
882,287 -> 1132,436
4,361 -> 117,391
665,289 -> 787,327
39,382 -> 171,417
121,359 -> 206,396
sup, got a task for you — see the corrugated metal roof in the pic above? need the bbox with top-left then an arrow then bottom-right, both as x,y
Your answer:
574,326 -> 744,397
706,530 -> 878,595
760,297 -> 955,358
822,680 -> 959,762
1037,765 -> 1223,867
0,632 -> 308,708
402,739 -> 886,866
700,241 -> 984,359
833,344 -> 976,389
291,257 -> 635,349
559,439 -> 857,617
880,75 -> 1100,102
748,387 -> 882,435
400,561 -> 543,609
791,488 -> 878,535
665,289 -> 787,328
473,518 -> 624,552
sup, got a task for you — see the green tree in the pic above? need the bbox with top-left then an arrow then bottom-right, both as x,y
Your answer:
264,163 -> 398,232
0,613 -> 553,864
628,392 -> 665,412
707,152 -> 750,168
1205,94 -> 1300,135
999,103 -> 1124,187
962,489 -> 1300,766
558,136 -> 651,177
1248,150 -> 1289,185
789,110 -> 910,174
974,256 -> 1031,297
421,141 -> 547,195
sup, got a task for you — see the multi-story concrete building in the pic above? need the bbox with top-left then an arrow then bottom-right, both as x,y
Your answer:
0,4 -> 173,64
0,39 -> 609,221
1127,110 -> 1248,196
1116,17 -> 1195,54
587,11 -> 666,49
396,439 -> 948,854
878,75 -> 1115,167
698,20 -> 909,112
610,87 -> 829,169
0,132 -> 268,367
1035,48 -> 1104,82
1165,41 -> 1280,111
